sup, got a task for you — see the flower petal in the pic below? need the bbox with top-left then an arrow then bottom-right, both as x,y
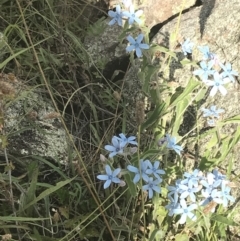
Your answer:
105,145 -> 116,152
127,165 -> 139,173
209,86 -> 218,97
105,165 -> 112,175
218,85 -> 227,96
179,214 -> 187,224
104,179 -> 111,189
135,47 -> 142,58
113,168 -> 121,177
97,175 -> 109,181
126,45 -> 135,52
133,174 -> 140,183
112,177 -> 121,183
126,35 -> 136,44
139,43 -> 149,49
136,34 -> 144,43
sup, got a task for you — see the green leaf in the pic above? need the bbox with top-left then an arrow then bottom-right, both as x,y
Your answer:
170,77 -> 200,107
172,96 -> 190,136
175,234 -> 189,241
149,229 -> 162,241
0,36 -> 52,69
211,215 -> 238,226
140,102 -> 166,132
125,173 -> 137,197
0,216 -> 48,221
21,177 -> 76,211
150,45 -> 177,60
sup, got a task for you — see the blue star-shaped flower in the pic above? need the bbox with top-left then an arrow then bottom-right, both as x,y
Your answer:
104,136 -> 125,158
178,183 -> 199,202
117,133 -> 138,146
165,134 -> 183,155
181,38 -> 194,55
122,5 -> 143,25
200,188 -> 222,207
127,159 -> 150,183
126,34 -> 149,58
212,169 -> 226,182
173,199 -> 198,224
145,161 -> 165,180
204,72 -> 231,97
198,46 -> 215,60
219,62 -> 238,82
181,169 -> 202,188
97,165 -> 121,189
108,5 -> 123,26
201,105 -> 224,119
142,177 -> 161,199
193,60 -> 215,81
167,179 -> 182,202
219,182 -> 235,207
201,172 -> 221,193
165,196 -> 180,216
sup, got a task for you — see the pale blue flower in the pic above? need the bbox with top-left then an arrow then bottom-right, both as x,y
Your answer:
178,183 -> 199,202
97,165 -> 121,189
193,60 -> 215,80
105,136 -> 125,158
219,62 -> 238,82
167,179 -> 182,201
108,5 -> 123,26
204,72 -> 231,97
127,159 -> 150,183
173,199 -> 198,224
212,169 -> 226,182
201,106 -> 224,119
126,34 -> 149,58
123,5 -> 143,25
200,189 -> 222,207
142,177 -> 161,199
201,172 -> 221,193
219,182 -> 235,207
145,161 -> 165,180
198,46 -> 215,60
117,133 -> 138,146
181,169 -> 202,188
165,196 -> 180,216
181,38 -> 194,55
165,134 -> 183,155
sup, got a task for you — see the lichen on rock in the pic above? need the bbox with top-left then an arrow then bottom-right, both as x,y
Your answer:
0,74 -> 72,164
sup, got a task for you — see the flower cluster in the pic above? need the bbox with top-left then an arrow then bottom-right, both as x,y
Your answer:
201,105 -> 224,126
97,3 -> 237,229
107,3 -> 149,58
157,134 -> 183,155
165,169 -> 235,224
181,40 -> 238,127
104,133 -> 138,158
127,160 -> 165,198
185,42 -> 239,97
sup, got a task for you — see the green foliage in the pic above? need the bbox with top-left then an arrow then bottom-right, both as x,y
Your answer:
0,0 -> 239,240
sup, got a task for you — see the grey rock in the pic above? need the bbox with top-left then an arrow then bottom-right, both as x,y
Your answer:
0,76 -> 72,164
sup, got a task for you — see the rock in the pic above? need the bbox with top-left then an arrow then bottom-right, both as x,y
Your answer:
84,0 -> 196,75
84,19 -> 128,71
151,0 -> 240,152
0,73 -> 71,164
108,0 -> 196,27
138,0 -> 196,27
